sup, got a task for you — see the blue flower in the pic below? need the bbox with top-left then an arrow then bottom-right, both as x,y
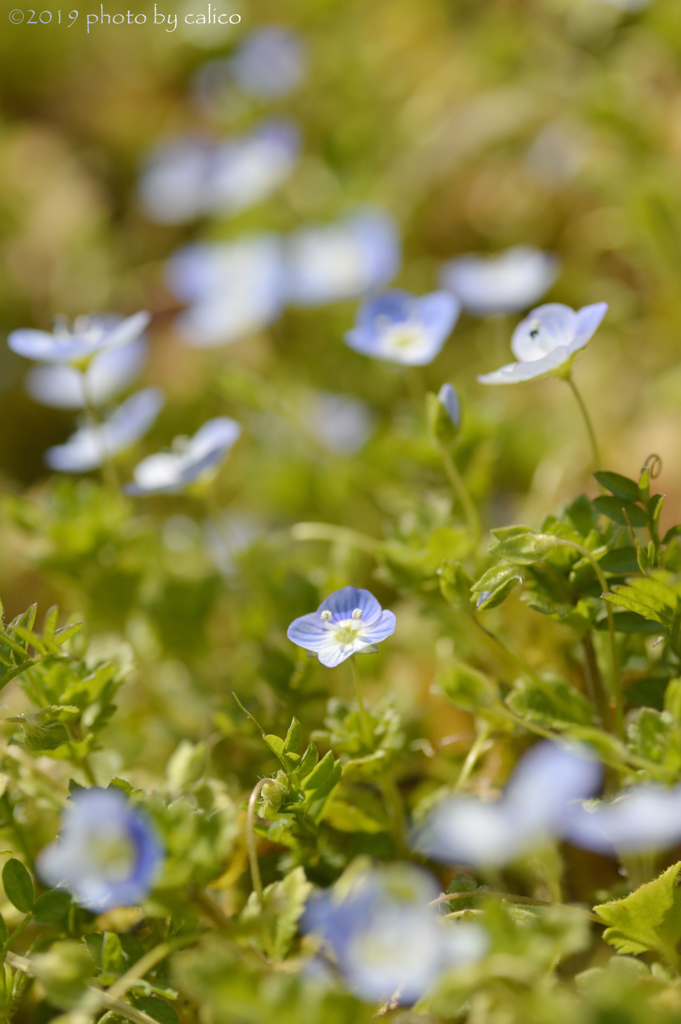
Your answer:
45,388 -> 164,473
286,210 -> 400,306
564,784 -> 681,854
25,337 -> 147,410
37,788 -> 162,912
167,235 -> 286,347
139,119 -> 300,225
438,383 -> 460,429
230,26 -> 307,98
345,290 -> 460,366
303,862 -> 487,1005
8,311 -> 150,366
477,302 -> 608,385
413,741 -> 602,868
440,246 -> 558,317
126,417 -> 242,496
287,586 -> 396,667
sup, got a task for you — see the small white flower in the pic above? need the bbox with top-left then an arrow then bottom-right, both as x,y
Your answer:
8,311 -> 150,366
345,290 -> 460,366
304,392 -> 375,455
413,741 -> 601,868
440,246 -> 558,317
126,417 -> 242,496
286,210 -> 400,306
167,235 -> 286,347
230,26 -> 307,98
477,302 -> 608,385
25,337 -> 147,409
565,785 -> 681,854
45,388 -> 164,473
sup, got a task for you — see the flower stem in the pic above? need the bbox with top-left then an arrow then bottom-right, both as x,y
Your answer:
556,540 -> 623,739
453,722 -> 489,792
247,778 -> 267,903
566,375 -> 601,471
350,656 -> 373,749
439,445 -> 482,541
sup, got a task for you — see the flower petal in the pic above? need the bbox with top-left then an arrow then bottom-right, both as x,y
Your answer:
359,610 -> 396,644
564,785 -> 681,854
477,346 -> 572,384
318,586 -> 382,625
511,303 -> 576,362
504,740 -> 602,833
568,301 -> 608,354
286,612 -> 330,650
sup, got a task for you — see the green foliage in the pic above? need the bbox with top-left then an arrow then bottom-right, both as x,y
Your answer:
2,857 -> 33,913
594,863 -> 681,967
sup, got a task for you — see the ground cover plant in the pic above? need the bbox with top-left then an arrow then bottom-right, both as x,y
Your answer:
4,0 -> 681,1022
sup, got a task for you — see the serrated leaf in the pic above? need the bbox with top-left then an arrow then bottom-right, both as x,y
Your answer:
102,931 -> 125,975
506,676 -> 596,728
3,858 -> 34,913
594,862 -> 681,967
594,472 -> 641,502
489,531 -> 558,565
593,496 -> 649,528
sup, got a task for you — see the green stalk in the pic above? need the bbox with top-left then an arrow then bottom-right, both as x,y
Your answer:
566,375 -> 601,472
453,722 -> 489,792
439,446 -> 482,542
246,778 -> 267,903
350,656 -> 373,749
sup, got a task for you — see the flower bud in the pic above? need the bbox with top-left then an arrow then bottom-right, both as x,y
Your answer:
426,384 -> 460,445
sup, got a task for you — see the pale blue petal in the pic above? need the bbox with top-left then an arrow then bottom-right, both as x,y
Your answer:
231,26 -> 307,98
416,291 -> 461,342
138,136 -> 210,224
360,610 -> 397,644
477,346 -> 571,385
438,383 -> 460,428
103,311 -> 151,350
511,303 -> 576,362
318,586 -> 382,625
564,785 -> 681,854
504,740 -> 602,833
287,612 -> 329,650
208,118 -> 300,216
569,301 -> 608,354
440,246 -> 558,316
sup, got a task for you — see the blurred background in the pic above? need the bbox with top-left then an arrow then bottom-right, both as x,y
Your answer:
0,0 -> 680,856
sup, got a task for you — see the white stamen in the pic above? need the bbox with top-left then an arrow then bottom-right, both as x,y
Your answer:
321,610 -> 332,622
352,608 -> 362,620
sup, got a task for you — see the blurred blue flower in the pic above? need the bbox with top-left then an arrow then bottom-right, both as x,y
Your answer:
45,388 -> 164,473
286,210 -> 400,306
565,784 -> 681,854
345,290 -> 459,366
8,311 -> 150,366
139,119 -> 300,225
231,26 -> 307,98
440,246 -> 558,317
413,741 -> 602,868
438,383 -> 460,430
303,862 -> 488,1004
126,417 -> 242,496
477,302 -> 608,385
167,235 -> 286,347
37,788 -> 162,912
305,392 -> 375,455
287,585 -> 396,667
25,337 -> 147,410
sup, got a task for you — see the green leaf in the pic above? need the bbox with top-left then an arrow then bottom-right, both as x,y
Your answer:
489,530 -> 559,565
593,496 -> 649,528
129,994 -> 179,1024
604,576 -> 678,629
566,495 -> 598,538
264,734 -> 285,759
323,789 -> 389,834
102,932 -> 125,975
594,862 -> 681,967
438,663 -> 497,712
595,612 -> 663,634
600,548 -> 640,575
301,749 -> 335,791
594,472 -> 641,502
269,867 -> 313,960
296,743 -> 319,776
33,889 -> 71,924
506,676 -> 596,728
627,708 -> 681,771
284,718 -> 302,753
438,560 -> 475,610
2,858 -> 34,913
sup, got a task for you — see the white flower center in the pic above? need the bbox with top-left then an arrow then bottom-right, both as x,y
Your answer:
89,831 -> 136,882
382,322 -> 426,353
333,618 -> 364,644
